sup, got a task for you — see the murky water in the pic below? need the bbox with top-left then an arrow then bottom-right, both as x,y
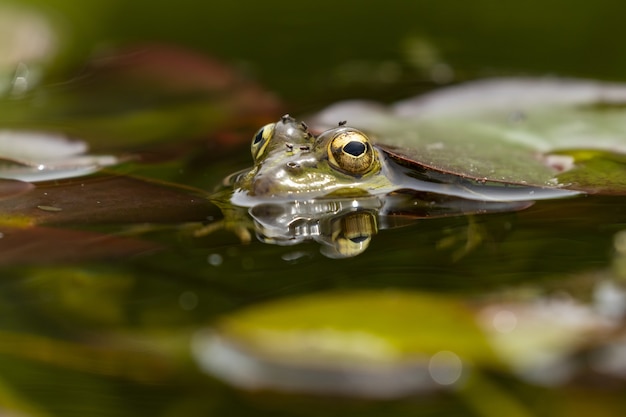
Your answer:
1,190 -> 625,416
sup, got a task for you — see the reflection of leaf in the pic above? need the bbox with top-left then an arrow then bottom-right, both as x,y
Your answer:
311,78 -> 626,194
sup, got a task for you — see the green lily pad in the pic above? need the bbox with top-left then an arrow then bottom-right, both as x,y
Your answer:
555,150 -> 626,194
311,78 -> 626,194
214,290 -> 493,362
193,290 -> 498,397
193,288 -> 621,397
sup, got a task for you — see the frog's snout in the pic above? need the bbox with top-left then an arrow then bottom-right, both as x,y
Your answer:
250,162 -> 307,197
251,175 -> 272,196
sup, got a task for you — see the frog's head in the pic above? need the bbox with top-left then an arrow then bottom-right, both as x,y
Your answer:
235,115 -> 392,200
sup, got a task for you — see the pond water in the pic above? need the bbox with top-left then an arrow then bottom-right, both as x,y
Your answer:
1,187 -> 626,416
2,1 -> 626,416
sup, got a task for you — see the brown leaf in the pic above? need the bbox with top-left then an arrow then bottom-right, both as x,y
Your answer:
0,174 -> 220,225
0,178 -> 34,200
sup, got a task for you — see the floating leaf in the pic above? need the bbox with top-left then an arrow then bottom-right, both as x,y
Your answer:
311,78 -> 626,194
477,298 -> 617,385
0,174 -> 219,225
193,290 -> 496,397
193,285 -> 626,398
0,173 -> 221,265
0,178 -> 33,200
0,130 -> 118,182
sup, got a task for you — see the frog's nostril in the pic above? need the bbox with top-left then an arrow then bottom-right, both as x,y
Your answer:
286,161 -> 300,170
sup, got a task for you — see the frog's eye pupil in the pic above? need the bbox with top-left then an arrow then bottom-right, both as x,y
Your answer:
343,141 -> 366,157
253,129 -> 264,145
327,129 -> 375,176
349,235 -> 369,244
251,123 -> 275,160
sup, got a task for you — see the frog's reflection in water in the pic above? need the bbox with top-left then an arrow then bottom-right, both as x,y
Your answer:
251,198 -> 380,258
247,193 -> 532,258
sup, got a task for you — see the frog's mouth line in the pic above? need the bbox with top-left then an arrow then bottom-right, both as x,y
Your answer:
249,173 -> 347,199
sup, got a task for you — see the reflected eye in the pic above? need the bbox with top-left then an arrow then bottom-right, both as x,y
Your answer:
327,129 -> 375,175
251,123 -> 275,160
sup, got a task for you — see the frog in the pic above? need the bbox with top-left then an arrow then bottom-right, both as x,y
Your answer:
229,114 -> 396,206
199,114 -> 396,258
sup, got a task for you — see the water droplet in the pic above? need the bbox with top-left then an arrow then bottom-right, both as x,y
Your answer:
428,350 -> 463,385
36,205 -> 62,212
207,253 -> 223,266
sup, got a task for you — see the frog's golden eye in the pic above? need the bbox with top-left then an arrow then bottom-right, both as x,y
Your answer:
327,129 -> 375,176
251,123 -> 275,160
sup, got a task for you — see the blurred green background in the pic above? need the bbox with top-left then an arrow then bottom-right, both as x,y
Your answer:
7,0 -> 626,107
